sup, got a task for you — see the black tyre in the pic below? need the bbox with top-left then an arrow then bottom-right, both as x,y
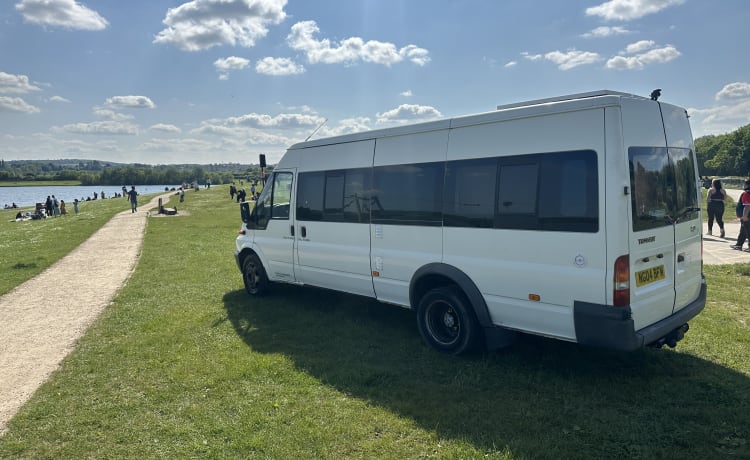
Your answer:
416,286 -> 480,354
241,254 -> 269,296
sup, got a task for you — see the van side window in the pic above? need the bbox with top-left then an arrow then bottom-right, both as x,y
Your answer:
297,168 -> 371,223
372,162 -> 443,226
444,158 -> 496,228
538,151 -> 598,232
344,168 -> 371,222
497,161 -> 539,230
629,146 -> 698,231
444,150 -> 598,232
254,172 -> 292,229
296,171 -> 324,221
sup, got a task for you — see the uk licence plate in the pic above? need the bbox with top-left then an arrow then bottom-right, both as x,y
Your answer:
635,265 -> 666,287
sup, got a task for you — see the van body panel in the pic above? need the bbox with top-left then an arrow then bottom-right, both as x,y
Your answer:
371,225 -> 443,306
446,107 -> 605,159
296,221 -> 374,297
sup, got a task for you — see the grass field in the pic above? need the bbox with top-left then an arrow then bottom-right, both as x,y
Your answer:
1,185 -> 748,458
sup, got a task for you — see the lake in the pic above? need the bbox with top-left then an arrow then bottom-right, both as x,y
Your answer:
1,185 -> 177,208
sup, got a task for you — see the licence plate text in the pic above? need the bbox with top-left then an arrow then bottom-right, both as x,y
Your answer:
636,265 -> 666,287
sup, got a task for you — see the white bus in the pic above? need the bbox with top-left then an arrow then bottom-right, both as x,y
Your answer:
234,90 -> 706,354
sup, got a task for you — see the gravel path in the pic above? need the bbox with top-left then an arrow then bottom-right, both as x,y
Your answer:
0,194 -> 168,434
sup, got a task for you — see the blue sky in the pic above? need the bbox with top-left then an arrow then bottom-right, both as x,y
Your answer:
1,0 -> 749,165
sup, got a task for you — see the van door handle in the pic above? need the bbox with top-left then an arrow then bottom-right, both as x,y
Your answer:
677,254 -> 685,262
301,226 -> 306,238
290,225 -> 295,236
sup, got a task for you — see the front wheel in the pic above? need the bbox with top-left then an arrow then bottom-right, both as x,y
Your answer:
242,254 -> 269,296
416,286 -> 480,355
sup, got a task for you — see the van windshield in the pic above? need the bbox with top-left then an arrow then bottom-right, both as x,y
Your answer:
629,147 -> 699,232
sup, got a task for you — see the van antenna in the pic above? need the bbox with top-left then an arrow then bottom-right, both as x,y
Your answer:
305,118 -> 327,141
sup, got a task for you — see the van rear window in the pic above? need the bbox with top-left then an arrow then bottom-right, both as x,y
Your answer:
629,147 -> 699,231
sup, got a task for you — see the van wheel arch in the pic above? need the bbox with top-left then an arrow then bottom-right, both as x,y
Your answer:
410,263 -> 493,328
410,263 -> 517,351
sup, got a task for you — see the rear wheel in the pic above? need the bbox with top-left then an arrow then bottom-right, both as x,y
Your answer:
416,286 -> 480,354
242,254 -> 269,296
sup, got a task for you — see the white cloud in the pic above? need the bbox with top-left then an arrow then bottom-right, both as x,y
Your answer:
521,52 -> 543,61
153,0 -> 287,51
52,121 -> 139,135
504,61 -> 517,68
400,90 -> 413,97
287,20 -> 430,67
585,0 -> 685,21
0,72 -> 42,94
15,0 -> 108,30
220,112 -> 324,129
606,44 -> 680,70
715,82 -> 750,101
688,98 -> 750,137
581,26 -> 631,38
49,95 -> 70,103
0,96 -> 40,113
255,57 -> 305,75
191,123 -> 293,145
543,49 -> 601,70
623,40 -> 656,54
214,56 -> 251,79
376,104 -> 442,125
104,95 -> 156,109
317,117 -> 372,138
214,56 -> 251,71
94,109 -> 134,121
149,123 -> 182,133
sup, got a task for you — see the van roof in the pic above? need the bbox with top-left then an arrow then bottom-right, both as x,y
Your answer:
288,90 -> 651,151
495,89 -> 647,111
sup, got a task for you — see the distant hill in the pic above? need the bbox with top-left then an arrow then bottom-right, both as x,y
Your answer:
0,159 -> 264,185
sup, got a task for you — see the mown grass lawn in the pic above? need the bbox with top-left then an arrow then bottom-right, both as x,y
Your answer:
1,186 -> 748,459
0,197 -> 131,296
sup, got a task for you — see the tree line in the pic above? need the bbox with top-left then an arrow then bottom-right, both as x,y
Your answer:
695,123 -> 750,177
0,160 -> 266,186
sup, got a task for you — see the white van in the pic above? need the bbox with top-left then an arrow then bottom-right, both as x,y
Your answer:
234,90 -> 706,354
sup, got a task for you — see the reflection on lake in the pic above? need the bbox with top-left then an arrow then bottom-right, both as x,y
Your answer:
1,185 -> 177,208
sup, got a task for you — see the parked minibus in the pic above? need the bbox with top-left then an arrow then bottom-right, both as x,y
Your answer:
235,90 -> 706,354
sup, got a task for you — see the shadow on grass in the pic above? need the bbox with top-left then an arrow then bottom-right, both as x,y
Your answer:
222,285 -> 750,457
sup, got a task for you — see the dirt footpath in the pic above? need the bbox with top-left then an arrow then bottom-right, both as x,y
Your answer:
0,194 -> 168,434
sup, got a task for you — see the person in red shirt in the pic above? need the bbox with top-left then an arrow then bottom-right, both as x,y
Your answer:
732,180 -> 750,251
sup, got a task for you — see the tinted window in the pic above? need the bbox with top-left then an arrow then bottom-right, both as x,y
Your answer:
538,151 -> 598,232
324,172 -> 345,218
297,168 -> 371,223
343,168 -> 371,223
629,147 -> 698,231
296,171 -> 324,221
444,150 -> 598,232
444,158 -> 496,228
372,162 -> 444,226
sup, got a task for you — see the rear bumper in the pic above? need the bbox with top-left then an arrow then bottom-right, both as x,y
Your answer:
573,275 -> 707,351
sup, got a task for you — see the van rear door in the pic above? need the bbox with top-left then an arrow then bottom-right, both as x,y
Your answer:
622,99 -> 701,331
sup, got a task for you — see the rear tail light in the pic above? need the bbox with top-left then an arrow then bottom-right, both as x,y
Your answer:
614,255 -> 630,307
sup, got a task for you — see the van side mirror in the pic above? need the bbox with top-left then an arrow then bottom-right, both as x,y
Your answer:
240,201 -> 253,226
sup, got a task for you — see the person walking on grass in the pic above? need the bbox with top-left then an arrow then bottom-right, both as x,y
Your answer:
127,186 -> 138,213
